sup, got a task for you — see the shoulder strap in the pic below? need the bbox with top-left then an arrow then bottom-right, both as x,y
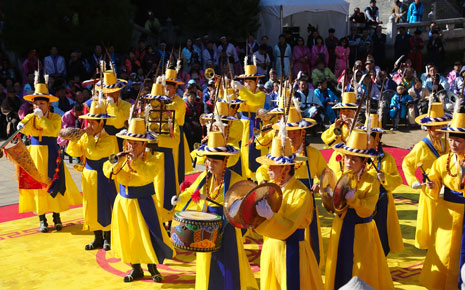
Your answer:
422,137 -> 440,158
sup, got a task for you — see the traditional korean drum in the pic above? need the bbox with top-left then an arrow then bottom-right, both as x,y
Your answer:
170,211 -> 223,252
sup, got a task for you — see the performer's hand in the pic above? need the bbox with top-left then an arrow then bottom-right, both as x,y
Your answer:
311,183 -> 320,193
233,81 -> 243,90
171,195 -> 179,206
334,118 -> 343,129
377,172 -> 385,182
256,199 -> 274,220
106,96 -> 115,105
33,108 -> 43,118
16,123 -> 25,131
84,126 -> 93,136
320,186 -> 334,197
412,181 -> 422,189
426,181 -> 435,189
345,189 -> 355,200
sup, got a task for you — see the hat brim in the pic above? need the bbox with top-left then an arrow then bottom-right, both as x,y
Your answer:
196,145 -> 240,156
333,143 -> 378,158
201,114 -> 238,121
23,94 -> 59,103
96,79 -> 128,93
116,130 -> 157,142
358,125 -> 390,134
415,113 -> 452,126
79,114 -> 115,120
255,155 -> 307,166
236,74 -> 265,79
332,103 -> 358,110
165,79 -> 185,85
271,118 -> 316,130
438,127 -> 465,134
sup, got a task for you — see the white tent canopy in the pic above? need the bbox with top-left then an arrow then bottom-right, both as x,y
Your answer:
257,0 -> 350,45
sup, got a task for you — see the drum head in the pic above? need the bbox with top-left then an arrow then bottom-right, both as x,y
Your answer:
320,168 -> 337,213
240,182 -> 282,229
333,173 -> 351,214
224,180 -> 257,228
175,211 -> 221,221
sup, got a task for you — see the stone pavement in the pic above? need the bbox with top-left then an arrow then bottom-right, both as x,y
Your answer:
0,128 -> 426,207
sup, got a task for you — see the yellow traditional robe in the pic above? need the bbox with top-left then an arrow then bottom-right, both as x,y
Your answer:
367,151 -> 404,254
67,130 -> 118,231
255,177 -> 324,290
18,113 -> 81,215
237,87 -> 266,179
324,171 -> 394,290
402,135 -> 448,249
103,152 -> 174,264
321,122 -> 350,148
176,170 -> 259,290
419,154 -> 465,290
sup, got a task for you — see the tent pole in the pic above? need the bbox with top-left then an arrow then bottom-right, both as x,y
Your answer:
280,5 -> 283,33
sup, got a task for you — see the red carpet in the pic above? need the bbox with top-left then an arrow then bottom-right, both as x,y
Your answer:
0,204 -> 82,223
321,147 -> 421,185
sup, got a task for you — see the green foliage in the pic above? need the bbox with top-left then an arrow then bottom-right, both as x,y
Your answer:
170,0 -> 260,40
3,0 -> 135,57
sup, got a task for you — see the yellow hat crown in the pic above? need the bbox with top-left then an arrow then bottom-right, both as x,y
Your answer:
207,131 -> 227,148
165,69 -> 178,80
448,113 -> 465,130
346,130 -> 369,151
214,102 -> 230,116
365,113 -> 381,129
103,71 -> 117,86
342,92 -> 356,104
287,107 -> 303,123
269,137 -> 294,159
429,102 -> 445,118
196,131 -> 239,156
88,101 -> 106,115
127,118 -> 148,136
34,83 -> 50,95
150,83 -> 165,96
244,65 -> 258,76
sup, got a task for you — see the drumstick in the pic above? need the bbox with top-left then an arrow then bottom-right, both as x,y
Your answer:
367,158 -> 381,173
200,193 -> 223,207
417,162 -> 431,182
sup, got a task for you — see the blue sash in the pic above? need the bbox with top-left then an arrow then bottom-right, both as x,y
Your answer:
422,137 -> 440,158
178,125 -> 187,184
119,183 -> 173,264
286,228 -> 305,290
443,186 -> 465,289
334,208 -> 373,290
204,169 -> 240,290
153,147 -> 178,211
85,158 -> 117,227
373,152 -> 390,255
240,112 -> 261,173
31,136 -> 66,197
104,125 -> 124,151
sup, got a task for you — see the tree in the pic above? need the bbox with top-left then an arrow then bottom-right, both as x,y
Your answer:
3,0 -> 135,58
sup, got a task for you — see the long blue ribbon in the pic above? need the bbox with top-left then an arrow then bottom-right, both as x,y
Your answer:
240,112 -> 261,173
153,147 -> 178,210
31,136 -> 66,197
443,187 -> 465,289
178,125 -> 187,184
119,183 -> 173,264
373,151 -> 390,255
286,228 -> 305,289
85,158 -> 117,227
334,208 -> 373,289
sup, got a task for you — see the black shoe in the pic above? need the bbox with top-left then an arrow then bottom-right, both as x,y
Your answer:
147,264 -> 162,282
39,214 -> 48,233
103,231 -> 111,251
52,212 -> 63,231
85,230 -> 103,250
124,264 -> 144,282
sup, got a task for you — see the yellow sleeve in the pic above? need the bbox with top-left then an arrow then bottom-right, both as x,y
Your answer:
166,96 -> 186,126
255,129 -> 274,150
308,146 -> 328,184
106,100 -> 130,129
227,121 -> 243,145
256,183 -> 312,240
103,152 -> 160,186
424,157 -> 443,201
401,142 -> 424,186
321,124 -> 341,147
238,87 -> 265,107
346,174 -> 379,218
380,153 -> 402,192
174,171 -> 207,212
22,113 -> 61,137
66,136 -> 85,157
255,165 -> 270,184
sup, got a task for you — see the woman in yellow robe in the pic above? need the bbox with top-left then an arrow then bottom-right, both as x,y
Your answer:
173,131 -> 258,290
325,130 -> 394,290
66,100 -> 119,250
103,118 -> 174,283
254,132 -> 324,290
419,113 -> 465,289
235,61 -> 266,180
18,82 -> 81,232
401,102 -> 451,249
359,114 -> 404,255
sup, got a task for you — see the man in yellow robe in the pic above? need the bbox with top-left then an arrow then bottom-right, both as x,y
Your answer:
254,131 -> 324,290
67,100 -> 118,250
402,102 -> 451,249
